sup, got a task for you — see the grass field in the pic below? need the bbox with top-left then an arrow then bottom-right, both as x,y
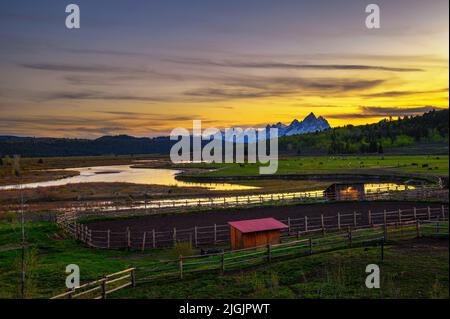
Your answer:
182,155 -> 449,178
0,218 -> 447,299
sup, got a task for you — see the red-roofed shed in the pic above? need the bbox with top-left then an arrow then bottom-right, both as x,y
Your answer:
228,218 -> 288,250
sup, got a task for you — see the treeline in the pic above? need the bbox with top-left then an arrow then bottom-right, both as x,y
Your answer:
279,109 -> 449,155
0,110 -> 448,157
0,135 -> 174,157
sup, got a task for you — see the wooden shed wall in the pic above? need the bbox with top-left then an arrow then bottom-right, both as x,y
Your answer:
230,227 -> 281,250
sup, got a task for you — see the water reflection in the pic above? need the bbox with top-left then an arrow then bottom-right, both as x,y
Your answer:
0,165 -> 257,191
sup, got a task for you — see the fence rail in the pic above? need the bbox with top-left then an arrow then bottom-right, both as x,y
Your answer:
134,219 -> 448,283
54,185 -> 448,218
50,268 -> 135,299
57,205 -> 448,250
51,218 -> 448,299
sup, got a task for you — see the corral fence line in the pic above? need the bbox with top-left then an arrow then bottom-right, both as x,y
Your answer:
55,185 -> 448,218
135,218 -> 449,283
56,205 -> 449,250
51,218 -> 448,298
50,268 -> 135,299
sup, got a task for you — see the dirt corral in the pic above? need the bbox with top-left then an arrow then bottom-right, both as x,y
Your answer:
88,201 -> 446,232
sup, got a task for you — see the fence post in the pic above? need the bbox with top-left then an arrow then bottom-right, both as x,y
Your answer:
441,205 -> 446,220
101,278 -> 107,299
338,212 -> 341,230
194,226 -> 198,248
131,269 -> 136,287
383,210 -> 387,226
141,231 -> 146,252
179,255 -> 183,279
368,210 -> 372,226
321,214 -> 325,235
398,209 -> 402,224
173,228 -> 177,247
214,224 -> 217,244
68,287 -> 75,299
348,227 -> 352,247
127,227 -> 131,250
413,207 -> 417,220
152,229 -> 156,249
267,244 -> 272,263
84,225 -> 88,242
380,241 -> 384,261
304,216 -> 308,232
220,251 -> 225,274
383,223 -> 388,242
353,211 -> 357,227
107,229 -> 110,249
287,217 -> 291,234
416,220 -> 421,238
427,206 -> 431,220
309,238 -> 313,255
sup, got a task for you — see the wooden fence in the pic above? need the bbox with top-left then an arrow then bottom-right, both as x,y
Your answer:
50,268 -> 135,299
133,219 -> 449,283
56,185 -> 448,218
51,219 -> 448,298
57,205 -> 448,250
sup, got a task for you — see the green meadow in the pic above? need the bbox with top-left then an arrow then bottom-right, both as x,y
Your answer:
183,155 -> 449,178
0,218 -> 447,299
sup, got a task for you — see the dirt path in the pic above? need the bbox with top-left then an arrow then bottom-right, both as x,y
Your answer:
88,201 -> 446,232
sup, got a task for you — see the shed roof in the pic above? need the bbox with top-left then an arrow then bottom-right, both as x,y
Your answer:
228,218 -> 288,234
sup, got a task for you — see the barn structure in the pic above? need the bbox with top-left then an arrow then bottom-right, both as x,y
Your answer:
324,183 -> 365,201
228,218 -> 288,250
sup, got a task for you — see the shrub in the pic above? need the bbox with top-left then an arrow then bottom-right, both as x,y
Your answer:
2,211 -> 18,223
171,242 -> 193,258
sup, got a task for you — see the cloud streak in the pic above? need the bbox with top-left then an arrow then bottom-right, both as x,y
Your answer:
362,88 -> 449,98
185,77 -> 385,100
327,106 -> 446,119
167,58 -> 424,72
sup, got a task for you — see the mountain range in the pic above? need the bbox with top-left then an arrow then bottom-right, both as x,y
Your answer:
267,112 -> 330,137
221,112 -> 330,143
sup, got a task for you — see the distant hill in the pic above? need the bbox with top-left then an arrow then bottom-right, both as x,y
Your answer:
0,110 -> 447,157
0,135 -> 173,157
279,109 -> 449,155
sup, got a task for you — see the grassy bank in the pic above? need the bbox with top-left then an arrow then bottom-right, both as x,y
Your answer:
180,155 -> 449,179
0,218 -> 447,299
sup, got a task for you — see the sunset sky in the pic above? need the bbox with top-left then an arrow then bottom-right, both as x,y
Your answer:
0,0 -> 448,138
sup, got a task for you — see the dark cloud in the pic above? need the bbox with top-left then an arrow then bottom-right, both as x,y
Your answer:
35,90 -> 171,103
20,63 -> 147,74
167,58 -> 423,72
363,88 -> 448,98
327,106 -> 446,119
185,77 -> 385,100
